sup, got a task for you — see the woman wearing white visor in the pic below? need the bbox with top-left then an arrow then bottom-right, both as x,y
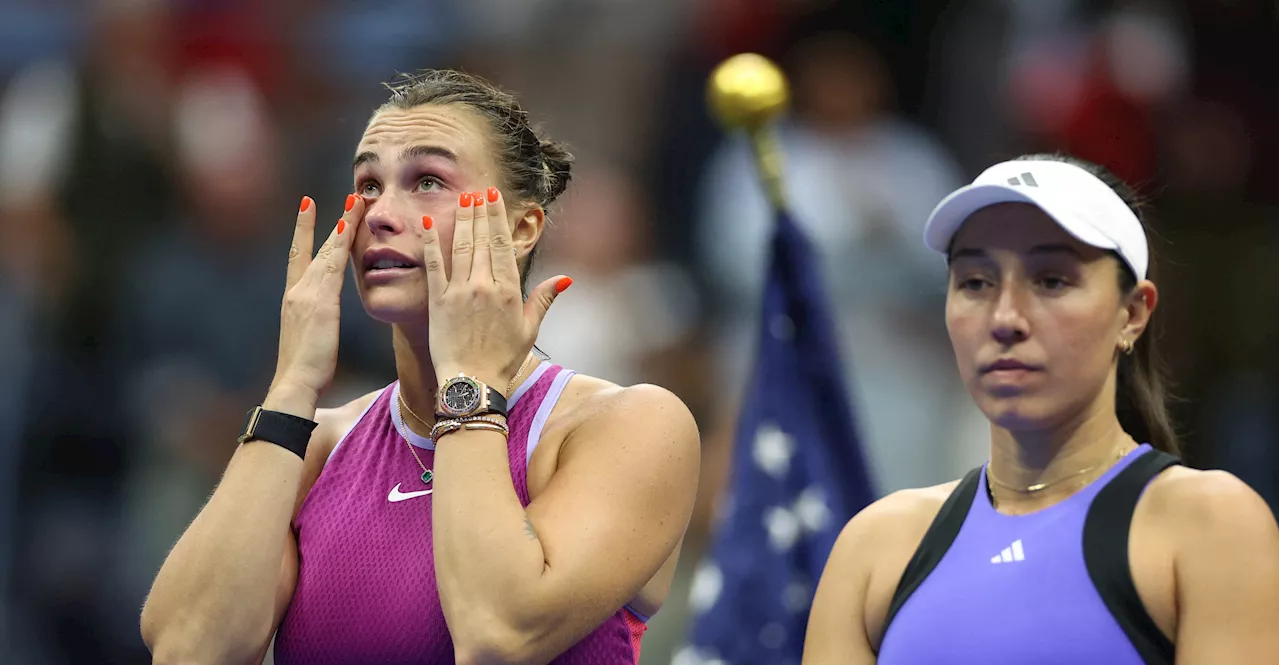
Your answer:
803,154 -> 1277,664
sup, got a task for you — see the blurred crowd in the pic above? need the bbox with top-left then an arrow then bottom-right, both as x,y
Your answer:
0,0 -> 1272,663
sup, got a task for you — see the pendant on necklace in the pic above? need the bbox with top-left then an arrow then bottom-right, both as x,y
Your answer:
421,469 -> 433,485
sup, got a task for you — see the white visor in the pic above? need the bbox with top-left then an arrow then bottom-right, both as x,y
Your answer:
923,159 -> 1148,279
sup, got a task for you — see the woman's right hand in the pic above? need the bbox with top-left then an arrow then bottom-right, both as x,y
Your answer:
265,194 -> 363,418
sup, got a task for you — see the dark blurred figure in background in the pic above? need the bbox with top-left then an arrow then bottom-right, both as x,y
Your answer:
0,2 -> 178,661
107,66 -> 292,641
1157,97 -> 1277,512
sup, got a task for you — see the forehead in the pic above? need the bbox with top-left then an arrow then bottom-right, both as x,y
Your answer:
950,202 -> 1097,258
356,104 -> 496,173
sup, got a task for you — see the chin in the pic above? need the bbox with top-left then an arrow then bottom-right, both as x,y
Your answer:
973,392 -> 1064,432
358,283 -> 428,325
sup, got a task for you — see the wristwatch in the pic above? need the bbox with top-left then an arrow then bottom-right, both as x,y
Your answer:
237,406 -> 318,459
436,374 -> 508,419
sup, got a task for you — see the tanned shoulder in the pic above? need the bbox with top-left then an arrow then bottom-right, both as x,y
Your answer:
832,481 -> 961,570
1143,466 -> 1276,544
556,375 -> 700,453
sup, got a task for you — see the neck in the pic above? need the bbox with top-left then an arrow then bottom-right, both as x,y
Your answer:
392,324 -> 438,437
987,387 -> 1137,510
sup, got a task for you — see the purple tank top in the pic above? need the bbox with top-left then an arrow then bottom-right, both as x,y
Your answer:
878,444 -> 1155,664
275,363 -> 645,664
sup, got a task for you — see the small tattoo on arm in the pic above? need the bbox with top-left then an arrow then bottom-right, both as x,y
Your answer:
523,516 -> 539,541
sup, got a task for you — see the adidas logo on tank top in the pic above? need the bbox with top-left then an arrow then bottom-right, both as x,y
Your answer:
989,539 -> 1025,564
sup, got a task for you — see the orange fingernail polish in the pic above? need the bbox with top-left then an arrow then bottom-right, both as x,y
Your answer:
555,276 -> 573,293
300,196 -> 313,212
487,186 -> 499,203
423,215 -> 433,230
337,219 -> 346,234
345,194 -> 356,212
473,191 -> 483,203
460,192 -> 472,207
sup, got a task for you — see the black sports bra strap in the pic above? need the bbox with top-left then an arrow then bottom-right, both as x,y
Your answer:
1083,448 -> 1181,665
880,466 -> 983,640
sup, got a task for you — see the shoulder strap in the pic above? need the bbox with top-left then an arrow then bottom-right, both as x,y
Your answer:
881,466 -> 984,637
1082,448 -> 1180,665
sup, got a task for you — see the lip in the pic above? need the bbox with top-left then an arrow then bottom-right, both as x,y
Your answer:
363,266 -> 417,285
980,358 -> 1040,374
361,247 -> 420,272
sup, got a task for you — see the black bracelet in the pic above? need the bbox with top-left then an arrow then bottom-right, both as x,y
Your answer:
237,406 -> 318,459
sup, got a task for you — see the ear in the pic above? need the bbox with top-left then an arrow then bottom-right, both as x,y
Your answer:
511,206 -> 545,261
1119,279 -> 1158,344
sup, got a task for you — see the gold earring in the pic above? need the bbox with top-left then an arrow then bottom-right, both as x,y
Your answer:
1119,339 -> 1134,355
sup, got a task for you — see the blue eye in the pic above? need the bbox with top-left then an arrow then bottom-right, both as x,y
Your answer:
358,180 -> 381,197
417,176 -> 443,193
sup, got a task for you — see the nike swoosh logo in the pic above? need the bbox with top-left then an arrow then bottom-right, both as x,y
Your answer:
387,483 -> 433,502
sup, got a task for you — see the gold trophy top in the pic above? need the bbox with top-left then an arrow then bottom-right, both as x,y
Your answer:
706,53 -> 790,131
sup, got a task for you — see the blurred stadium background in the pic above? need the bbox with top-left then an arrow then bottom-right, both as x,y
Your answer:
0,0 -> 1273,662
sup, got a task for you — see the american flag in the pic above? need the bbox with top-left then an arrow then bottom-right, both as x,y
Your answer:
675,209 -> 876,665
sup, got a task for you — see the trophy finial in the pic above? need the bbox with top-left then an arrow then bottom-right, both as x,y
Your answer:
707,53 -> 789,131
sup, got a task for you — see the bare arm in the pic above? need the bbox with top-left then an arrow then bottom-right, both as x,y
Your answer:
1171,471 -> 1278,665
803,512 -> 879,665
431,384 -> 700,665
140,386 -> 332,665
803,485 -> 953,665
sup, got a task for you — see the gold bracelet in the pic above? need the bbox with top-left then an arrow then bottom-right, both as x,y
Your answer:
461,415 -> 508,431
462,422 -> 509,436
438,422 -> 509,441
430,416 -> 510,441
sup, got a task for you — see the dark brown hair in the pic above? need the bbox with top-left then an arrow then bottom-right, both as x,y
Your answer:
1014,153 -> 1179,455
377,69 -> 574,293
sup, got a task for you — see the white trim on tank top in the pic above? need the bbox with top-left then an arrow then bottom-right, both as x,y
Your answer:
525,368 -> 576,466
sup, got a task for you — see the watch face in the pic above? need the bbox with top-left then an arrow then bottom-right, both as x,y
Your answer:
442,377 -> 481,415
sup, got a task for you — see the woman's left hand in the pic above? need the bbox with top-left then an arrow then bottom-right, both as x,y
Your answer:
422,186 -> 571,391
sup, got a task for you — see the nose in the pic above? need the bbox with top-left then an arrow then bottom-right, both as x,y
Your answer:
990,282 -> 1030,347
362,192 -> 410,236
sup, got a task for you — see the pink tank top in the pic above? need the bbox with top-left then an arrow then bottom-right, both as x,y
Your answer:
274,363 -> 647,664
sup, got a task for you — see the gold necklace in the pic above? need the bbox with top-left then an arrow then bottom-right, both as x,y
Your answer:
507,352 -> 536,396
987,445 -> 1125,494
396,391 -> 434,485
398,389 -> 433,432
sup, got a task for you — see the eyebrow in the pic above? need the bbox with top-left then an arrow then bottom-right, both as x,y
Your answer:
1027,243 -> 1085,259
948,247 -> 985,263
352,144 -> 459,170
948,243 -> 1085,264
